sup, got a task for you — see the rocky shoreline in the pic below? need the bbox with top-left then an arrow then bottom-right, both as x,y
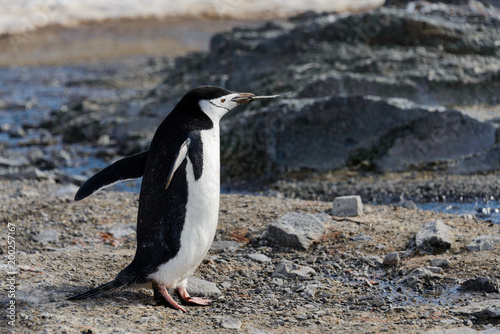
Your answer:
1,1 -> 500,332
1,179 -> 499,333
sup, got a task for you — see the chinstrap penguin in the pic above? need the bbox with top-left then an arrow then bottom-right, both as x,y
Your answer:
68,86 -> 258,312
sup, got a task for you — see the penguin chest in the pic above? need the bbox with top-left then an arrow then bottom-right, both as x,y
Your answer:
149,129 -> 220,286
182,129 -> 221,258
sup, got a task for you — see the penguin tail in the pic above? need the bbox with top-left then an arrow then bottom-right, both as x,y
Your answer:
68,279 -> 126,300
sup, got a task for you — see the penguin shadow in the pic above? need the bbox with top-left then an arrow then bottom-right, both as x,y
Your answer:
63,286 -> 154,307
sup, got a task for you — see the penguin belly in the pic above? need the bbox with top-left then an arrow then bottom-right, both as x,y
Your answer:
148,128 -> 220,287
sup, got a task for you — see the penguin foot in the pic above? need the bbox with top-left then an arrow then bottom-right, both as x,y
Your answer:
152,282 -> 187,312
176,287 -> 212,306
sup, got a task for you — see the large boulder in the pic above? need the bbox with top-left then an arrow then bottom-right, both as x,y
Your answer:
220,96 -> 497,181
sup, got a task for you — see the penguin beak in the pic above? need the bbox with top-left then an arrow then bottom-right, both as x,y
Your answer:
232,93 -> 255,105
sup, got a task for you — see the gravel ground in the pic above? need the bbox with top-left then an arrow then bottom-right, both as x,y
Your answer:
1,179 -> 499,333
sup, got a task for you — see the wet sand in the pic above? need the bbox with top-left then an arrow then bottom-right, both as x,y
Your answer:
0,16 -> 258,67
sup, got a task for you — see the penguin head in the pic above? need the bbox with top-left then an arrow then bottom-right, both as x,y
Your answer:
188,86 -> 255,123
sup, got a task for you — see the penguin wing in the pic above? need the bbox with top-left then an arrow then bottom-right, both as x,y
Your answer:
165,137 -> 191,189
74,150 -> 149,201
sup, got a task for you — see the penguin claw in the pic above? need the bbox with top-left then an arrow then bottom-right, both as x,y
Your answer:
153,282 -> 187,312
176,287 -> 212,306
182,296 -> 212,306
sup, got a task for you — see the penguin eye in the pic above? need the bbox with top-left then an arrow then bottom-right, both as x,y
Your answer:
221,99 -> 226,103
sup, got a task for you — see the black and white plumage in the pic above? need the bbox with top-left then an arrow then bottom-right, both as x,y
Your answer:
68,86 -> 256,311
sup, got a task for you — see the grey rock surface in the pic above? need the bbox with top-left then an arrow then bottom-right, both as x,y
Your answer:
467,235 -> 500,251
247,253 -> 272,263
454,300 -> 500,319
460,277 -> 499,293
332,195 -> 363,217
404,267 -> 444,288
415,220 -> 453,254
265,212 -> 329,249
383,252 -> 400,267
35,229 -> 60,243
210,241 -> 243,253
186,277 -> 222,297
219,317 -> 243,330
399,200 -> 418,210
429,259 -> 451,268
361,255 -> 383,267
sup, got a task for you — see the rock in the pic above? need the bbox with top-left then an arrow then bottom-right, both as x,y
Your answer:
210,241 -> 243,253
429,259 -> 451,268
270,277 -> 284,287
35,229 -> 60,243
467,235 -> 500,252
0,156 -> 29,167
8,125 -> 26,138
383,252 -> 400,267
425,266 -> 443,274
219,317 -> 242,330
454,300 -> 500,320
350,233 -> 372,242
447,144 -> 500,175
423,328 -> 480,334
186,277 -> 222,297
288,266 -> 316,280
332,195 -> 364,217
272,259 -> 316,279
52,171 -> 87,186
265,212 -> 329,249
399,200 -> 418,210
361,255 -> 383,267
272,260 -> 293,278
460,278 -> 499,293
109,225 -> 136,239
404,267 -> 444,288
415,220 -> 453,254
247,253 -> 272,263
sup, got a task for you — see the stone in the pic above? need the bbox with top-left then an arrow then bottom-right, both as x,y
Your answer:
429,259 -> 451,268
331,195 -> 363,217
288,266 -> 316,279
272,260 -> 293,278
399,200 -> 418,210
423,328 -> 480,334
247,253 -> 272,263
210,241 -> 243,253
0,156 -> 29,167
361,255 -> 383,267
265,212 -> 329,249
467,235 -> 500,252
186,277 -> 222,297
270,277 -> 284,287
8,125 -> 26,138
383,252 -> 400,267
425,266 -> 443,274
415,220 -> 453,254
272,259 -> 316,279
219,317 -> 242,330
109,225 -> 136,239
447,144 -> 500,175
404,267 -> 444,288
35,229 -> 60,243
454,300 -> 500,320
460,278 -> 499,293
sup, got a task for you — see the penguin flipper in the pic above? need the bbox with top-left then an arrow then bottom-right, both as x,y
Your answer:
74,150 -> 149,201
68,279 -> 125,300
165,138 -> 191,190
